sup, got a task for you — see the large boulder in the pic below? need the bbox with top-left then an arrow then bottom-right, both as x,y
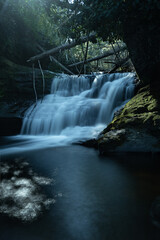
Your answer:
97,85 -> 160,154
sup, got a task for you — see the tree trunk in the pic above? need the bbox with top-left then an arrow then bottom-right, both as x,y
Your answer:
123,18 -> 160,90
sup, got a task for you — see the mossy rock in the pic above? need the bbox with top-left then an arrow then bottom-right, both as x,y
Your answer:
98,85 -> 160,153
104,85 -> 160,133
98,129 -> 126,153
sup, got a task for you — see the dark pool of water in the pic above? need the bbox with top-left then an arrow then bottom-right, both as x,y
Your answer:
0,146 -> 160,240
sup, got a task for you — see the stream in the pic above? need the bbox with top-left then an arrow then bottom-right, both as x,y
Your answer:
0,73 -> 160,239
0,147 -> 160,240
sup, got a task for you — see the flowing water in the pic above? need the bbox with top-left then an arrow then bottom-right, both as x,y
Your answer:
1,73 -> 160,239
0,147 -> 160,240
21,72 -> 135,137
0,72 -> 135,155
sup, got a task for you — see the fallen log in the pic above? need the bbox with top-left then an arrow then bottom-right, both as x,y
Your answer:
27,33 -> 96,63
68,45 -> 127,67
37,45 -> 74,75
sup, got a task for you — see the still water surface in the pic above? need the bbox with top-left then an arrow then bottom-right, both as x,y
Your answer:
0,146 -> 160,240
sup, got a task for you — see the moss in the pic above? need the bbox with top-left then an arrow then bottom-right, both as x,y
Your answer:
104,85 -> 160,133
98,85 -> 160,153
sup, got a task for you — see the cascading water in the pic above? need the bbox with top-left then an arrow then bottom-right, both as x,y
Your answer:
21,72 -> 135,143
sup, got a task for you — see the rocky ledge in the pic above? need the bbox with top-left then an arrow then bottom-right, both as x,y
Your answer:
89,85 -> 160,154
0,57 -> 57,135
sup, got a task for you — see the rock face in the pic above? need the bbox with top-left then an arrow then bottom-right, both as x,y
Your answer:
98,129 -> 126,154
0,57 -> 56,135
97,85 -> 160,153
0,57 -> 56,102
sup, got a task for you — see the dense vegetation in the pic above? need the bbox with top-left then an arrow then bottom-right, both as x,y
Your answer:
0,0 -> 115,72
0,0 -> 61,67
0,0 -> 160,84
53,0 -> 160,85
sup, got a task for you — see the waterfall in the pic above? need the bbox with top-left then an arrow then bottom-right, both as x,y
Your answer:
21,72 -> 135,142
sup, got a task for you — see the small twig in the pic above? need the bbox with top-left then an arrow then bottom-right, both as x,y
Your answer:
49,55 -> 74,75
75,65 -> 81,75
78,38 -> 89,77
70,48 -> 81,75
27,64 -> 38,118
38,60 -> 45,102
96,60 -> 99,72
111,43 -> 121,62
80,42 -> 85,57
88,63 -> 94,74
32,63 -> 37,105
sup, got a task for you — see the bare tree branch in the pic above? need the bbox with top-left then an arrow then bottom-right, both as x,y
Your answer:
68,45 -> 127,67
27,33 -> 96,63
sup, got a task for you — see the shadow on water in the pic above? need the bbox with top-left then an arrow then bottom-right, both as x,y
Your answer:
0,146 -> 160,240
100,152 -> 160,171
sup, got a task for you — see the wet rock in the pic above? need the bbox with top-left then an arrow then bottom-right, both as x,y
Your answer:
0,57 -> 56,103
106,85 -> 160,131
0,58 -> 58,135
113,106 -> 125,118
78,139 -> 98,148
98,129 -> 126,154
97,85 -> 160,154
78,84 -> 160,154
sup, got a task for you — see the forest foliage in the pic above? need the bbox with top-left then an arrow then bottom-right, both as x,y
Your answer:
0,0 -> 129,72
0,0 -> 159,78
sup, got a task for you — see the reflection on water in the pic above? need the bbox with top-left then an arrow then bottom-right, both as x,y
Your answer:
0,158 -> 55,221
0,146 -> 160,240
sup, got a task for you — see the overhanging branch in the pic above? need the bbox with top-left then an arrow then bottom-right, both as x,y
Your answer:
68,45 -> 127,67
27,33 -> 96,63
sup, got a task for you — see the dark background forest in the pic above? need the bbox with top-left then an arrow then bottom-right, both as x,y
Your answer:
0,0 -> 160,86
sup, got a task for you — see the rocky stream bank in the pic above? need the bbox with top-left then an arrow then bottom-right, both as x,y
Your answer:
0,58 -> 56,135
1,57 -> 160,154
83,85 -> 160,154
